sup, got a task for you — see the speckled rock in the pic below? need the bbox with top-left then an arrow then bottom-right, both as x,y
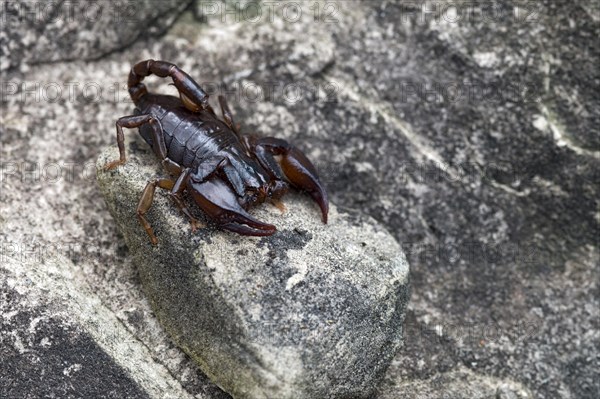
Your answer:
2,0 -> 598,398
377,366 -> 533,399
0,0 -> 191,72
96,141 -> 411,399
1,252 -> 193,399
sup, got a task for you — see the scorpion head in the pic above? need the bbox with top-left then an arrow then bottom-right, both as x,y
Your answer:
245,180 -> 289,207
265,179 -> 289,202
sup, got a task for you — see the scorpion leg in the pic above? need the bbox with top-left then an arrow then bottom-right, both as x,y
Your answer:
218,95 -> 242,135
218,95 -> 236,133
103,111 -> 186,180
219,95 -> 254,157
137,178 -> 175,245
128,59 -> 215,114
104,114 -> 166,171
169,168 -> 204,232
249,137 -> 329,223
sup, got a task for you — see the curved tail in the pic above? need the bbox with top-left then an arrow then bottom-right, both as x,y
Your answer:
127,59 -> 210,111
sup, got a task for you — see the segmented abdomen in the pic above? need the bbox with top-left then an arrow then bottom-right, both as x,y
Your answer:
137,95 -> 241,168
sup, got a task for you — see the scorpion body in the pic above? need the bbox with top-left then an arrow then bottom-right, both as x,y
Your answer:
104,60 -> 328,244
135,93 -> 271,196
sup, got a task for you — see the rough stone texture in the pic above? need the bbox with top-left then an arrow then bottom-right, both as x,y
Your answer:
1,255 -> 194,399
96,144 -> 410,399
0,0 -> 192,72
1,0 -> 598,398
377,366 -> 532,399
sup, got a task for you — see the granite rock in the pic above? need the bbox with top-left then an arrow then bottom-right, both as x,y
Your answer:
1,0 -> 598,398
377,366 -> 533,399
0,253 -> 194,399
0,0 -> 191,72
96,142 -> 410,399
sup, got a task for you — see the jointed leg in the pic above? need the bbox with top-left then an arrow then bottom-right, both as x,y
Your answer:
218,95 -> 241,135
103,114 -> 165,171
137,178 -> 175,245
138,169 -> 207,245
169,168 -> 204,231
219,95 -> 252,158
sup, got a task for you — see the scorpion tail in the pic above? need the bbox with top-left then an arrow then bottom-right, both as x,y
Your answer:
128,60 -> 210,111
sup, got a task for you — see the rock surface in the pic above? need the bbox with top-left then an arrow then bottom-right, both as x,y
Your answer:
377,366 -> 532,399
0,0 -> 192,72
1,253 -> 194,399
1,0 -> 598,398
96,143 -> 410,399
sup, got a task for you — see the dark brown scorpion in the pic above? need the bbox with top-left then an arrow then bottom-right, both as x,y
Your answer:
104,59 -> 328,244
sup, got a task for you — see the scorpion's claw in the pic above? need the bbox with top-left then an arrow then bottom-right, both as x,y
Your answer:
190,178 -> 276,236
279,146 -> 329,223
252,137 -> 329,223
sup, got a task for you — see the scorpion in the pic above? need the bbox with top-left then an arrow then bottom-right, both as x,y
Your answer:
104,60 -> 328,244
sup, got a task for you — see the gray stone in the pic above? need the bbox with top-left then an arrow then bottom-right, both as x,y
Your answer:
377,366 -> 533,399
1,0 -> 598,397
0,254 -> 195,399
0,285 -> 149,399
0,0 -> 191,72
96,141 -> 410,399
